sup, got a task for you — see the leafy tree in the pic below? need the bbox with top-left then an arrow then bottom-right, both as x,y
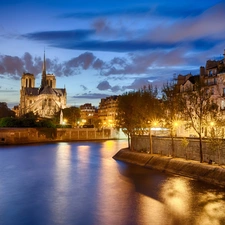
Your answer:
21,111 -> 37,119
54,107 -> 80,127
0,116 -> 56,128
116,91 -> 138,148
0,117 -> 19,127
91,118 -> 103,129
116,85 -> 161,151
0,103 -> 15,118
36,119 -> 56,128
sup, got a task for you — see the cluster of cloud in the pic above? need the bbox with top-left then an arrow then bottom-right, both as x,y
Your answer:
1,0 -> 225,103
0,50 -> 200,91
22,2 -> 225,53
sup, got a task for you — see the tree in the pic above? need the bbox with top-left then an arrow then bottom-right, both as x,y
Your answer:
180,76 -> 216,163
162,81 -> 182,157
116,91 -> 138,149
116,85 -> 161,151
0,102 -> 15,118
54,107 -> 80,127
207,116 -> 225,165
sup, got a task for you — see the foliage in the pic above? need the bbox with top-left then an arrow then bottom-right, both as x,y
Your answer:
116,85 -> 162,148
54,106 -> 80,127
91,118 -> 102,129
21,111 -> 37,119
36,119 -> 56,128
0,117 -> 56,128
0,103 -> 15,118
0,117 -> 21,127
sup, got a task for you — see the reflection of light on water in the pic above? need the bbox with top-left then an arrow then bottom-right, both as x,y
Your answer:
138,194 -> 164,225
51,143 -> 72,221
103,140 -> 115,150
77,145 -> 90,166
195,192 -> 225,225
160,177 -> 191,220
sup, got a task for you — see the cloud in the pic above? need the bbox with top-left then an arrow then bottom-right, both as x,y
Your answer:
122,78 -> 153,90
0,52 -> 105,78
96,81 -> 111,90
144,2 -> 225,44
73,93 -> 110,99
0,55 -> 24,79
96,80 -> 121,92
18,2 -> 225,56
57,4 -> 205,20
23,29 -> 95,42
80,85 -> 88,91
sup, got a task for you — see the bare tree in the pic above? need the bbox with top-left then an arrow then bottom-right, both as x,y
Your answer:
180,76 -> 216,163
161,81 -> 182,157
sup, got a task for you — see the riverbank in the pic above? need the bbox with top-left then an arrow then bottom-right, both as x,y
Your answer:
0,127 -> 124,145
113,148 -> 225,188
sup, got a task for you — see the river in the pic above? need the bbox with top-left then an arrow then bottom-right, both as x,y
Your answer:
0,140 -> 225,225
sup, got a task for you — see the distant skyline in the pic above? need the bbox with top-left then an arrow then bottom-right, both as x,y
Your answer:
0,0 -> 225,108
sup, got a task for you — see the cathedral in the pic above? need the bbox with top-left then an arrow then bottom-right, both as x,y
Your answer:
19,52 -> 67,118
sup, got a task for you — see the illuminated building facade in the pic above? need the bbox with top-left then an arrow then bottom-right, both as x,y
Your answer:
79,103 -> 97,125
19,53 -> 67,118
98,95 -> 118,127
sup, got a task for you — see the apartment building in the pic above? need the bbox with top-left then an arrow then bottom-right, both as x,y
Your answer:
98,96 -> 118,128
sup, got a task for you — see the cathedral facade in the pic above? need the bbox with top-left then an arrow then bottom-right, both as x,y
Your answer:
19,53 -> 67,118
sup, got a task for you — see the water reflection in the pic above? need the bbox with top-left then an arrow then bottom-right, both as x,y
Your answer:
195,192 -> 225,225
51,143 -> 72,223
160,177 -> 192,224
0,141 -> 225,225
137,194 -> 164,225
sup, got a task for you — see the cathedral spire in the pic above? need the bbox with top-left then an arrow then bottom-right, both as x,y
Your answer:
41,51 -> 47,88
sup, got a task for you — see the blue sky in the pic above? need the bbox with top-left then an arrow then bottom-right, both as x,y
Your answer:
0,0 -> 225,108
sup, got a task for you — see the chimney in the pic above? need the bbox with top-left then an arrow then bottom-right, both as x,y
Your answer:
223,49 -> 225,64
200,66 -> 205,77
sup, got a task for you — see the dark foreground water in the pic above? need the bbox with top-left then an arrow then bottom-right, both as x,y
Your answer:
0,140 -> 225,225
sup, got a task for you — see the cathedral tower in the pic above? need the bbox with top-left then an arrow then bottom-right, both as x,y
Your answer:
41,51 -> 47,88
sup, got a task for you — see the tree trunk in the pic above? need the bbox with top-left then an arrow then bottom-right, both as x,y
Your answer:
170,128 -> 175,157
128,133 -> 131,149
199,135 -> 203,163
149,128 -> 153,154
171,135 -> 175,157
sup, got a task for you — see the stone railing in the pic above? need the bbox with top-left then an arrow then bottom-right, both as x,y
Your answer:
0,128 -> 121,145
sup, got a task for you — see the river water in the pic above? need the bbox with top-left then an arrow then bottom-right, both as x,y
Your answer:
0,140 -> 225,225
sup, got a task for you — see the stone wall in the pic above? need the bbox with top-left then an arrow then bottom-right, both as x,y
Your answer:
113,149 -> 225,188
131,135 -> 225,165
0,128 -> 120,145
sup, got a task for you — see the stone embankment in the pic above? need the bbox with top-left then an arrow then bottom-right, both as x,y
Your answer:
113,148 -> 225,188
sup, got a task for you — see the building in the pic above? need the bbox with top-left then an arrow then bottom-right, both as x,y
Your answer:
177,50 -> 225,137
98,95 -> 118,128
180,50 -> 225,109
79,103 -> 97,125
19,52 -> 67,118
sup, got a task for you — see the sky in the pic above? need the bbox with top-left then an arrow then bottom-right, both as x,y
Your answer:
0,0 -> 225,108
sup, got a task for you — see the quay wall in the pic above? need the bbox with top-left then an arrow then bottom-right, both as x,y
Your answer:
131,135 -> 225,165
0,128 -> 121,145
113,148 -> 225,188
